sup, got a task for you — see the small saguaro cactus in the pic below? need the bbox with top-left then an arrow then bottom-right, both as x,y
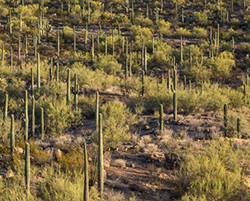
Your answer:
74,74 -> 79,112
25,142 -> 30,199
56,62 -> 60,82
180,36 -> 183,64
224,103 -> 228,137
4,93 -> 8,123
243,83 -> 247,99
57,30 -> 60,57
40,107 -> 44,140
10,46 -> 13,68
37,53 -> 41,91
160,104 -> 164,133
183,75 -> 186,90
31,68 -> 34,96
91,35 -> 95,61
96,91 -> 99,131
237,117 -> 241,137
24,90 -> 29,141
105,35 -> 108,56
98,113 -> 104,198
141,70 -> 145,97
67,69 -> 71,104
10,114 -> 15,155
32,96 -> 35,138
171,68 -> 178,121
18,34 -> 21,61
144,47 -> 147,73
83,141 -> 89,201
73,25 -> 76,51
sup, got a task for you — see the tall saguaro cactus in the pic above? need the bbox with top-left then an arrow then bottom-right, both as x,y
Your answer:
37,53 -> 41,90
96,92 -> 99,131
31,68 -> 34,96
67,69 -> 71,104
171,68 -> 178,121
32,96 -> 35,137
24,90 -> 29,141
25,142 -> 30,199
160,104 -> 164,133
83,141 -> 89,201
224,103 -> 228,137
98,113 -> 104,198
10,114 -> 15,155
74,74 -> 79,112
56,62 -> 60,82
40,107 -> 44,140
57,30 -> 60,57
4,93 -> 8,122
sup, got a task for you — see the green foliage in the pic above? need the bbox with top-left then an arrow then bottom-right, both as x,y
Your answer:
99,100 -> 136,148
93,55 -> 122,75
158,20 -> 171,36
46,99 -> 74,137
180,140 -> 243,200
193,11 -> 208,25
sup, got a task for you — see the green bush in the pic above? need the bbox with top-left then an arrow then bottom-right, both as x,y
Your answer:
193,11 -> 208,25
100,100 -> 136,149
180,140 -> 243,200
46,99 -> 74,137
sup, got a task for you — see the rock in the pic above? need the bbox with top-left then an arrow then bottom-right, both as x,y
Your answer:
145,125 -> 150,130
54,149 -> 62,160
104,160 -> 110,168
131,163 -> 135,168
15,147 -> 24,154
5,170 -> 14,178
0,175 -> 3,180
112,159 -> 126,168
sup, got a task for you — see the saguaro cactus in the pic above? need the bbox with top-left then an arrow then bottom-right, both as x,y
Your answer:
67,69 -> 71,104
73,26 -> 76,51
31,68 -> 34,96
32,96 -> 35,137
37,53 -> 40,90
96,92 -> 99,131
56,62 -> 60,82
91,35 -> 95,61
160,104 -> 164,133
25,142 -> 30,199
144,47 -> 147,73
74,74 -> 79,112
57,30 -> 60,57
237,117 -> 241,137
40,107 -> 44,140
24,90 -> 29,141
98,113 -> 104,198
180,36 -> 183,64
224,103 -> 228,137
171,68 -> 178,121
4,93 -> 8,122
83,141 -> 89,201
10,114 -> 15,155
141,70 -> 145,96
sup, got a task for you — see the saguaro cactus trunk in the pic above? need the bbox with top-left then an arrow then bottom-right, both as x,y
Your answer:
25,90 -> 29,141
83,142 -> 89,201
25,142 -> 30,200
10,114 -> 15,155
98,113 -> 104,198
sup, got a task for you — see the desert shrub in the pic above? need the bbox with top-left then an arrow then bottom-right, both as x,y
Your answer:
192,27 -> 207,39
130,25 -> 153,47
183,64 -> 211,83
211,51 -> 235,80
79,95 -> 96,118
193,11 -> 208,25
175,27 -> 191,37
100,100 -> 136,149
134,15 -> 154,27
180,140 -> 243,200
149,43 -> 172,69
71,62 -> 119,91
63,26 -> 74,43
158,19 -> 171,36
40,169 -> 84,201
93,55 -> 122,75
46,99 -> 74,137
